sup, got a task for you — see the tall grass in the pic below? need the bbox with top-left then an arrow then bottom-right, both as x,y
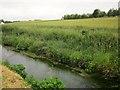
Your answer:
2,17 -> 119,81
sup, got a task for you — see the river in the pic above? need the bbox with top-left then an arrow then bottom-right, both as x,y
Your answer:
1,45 -> 95,88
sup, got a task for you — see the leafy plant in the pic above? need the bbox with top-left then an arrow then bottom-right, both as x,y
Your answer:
2,61 -> 27,78
25,76 -> 65,90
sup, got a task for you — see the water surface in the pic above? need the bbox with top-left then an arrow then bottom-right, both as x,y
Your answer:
1,46 -> 94,88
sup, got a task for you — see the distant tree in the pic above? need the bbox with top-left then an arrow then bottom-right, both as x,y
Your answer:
71,14 -> 75,19
63,14 -> 81,19
67,14 -> 71,19
0,19 -> 4,23
4,21 -> 12,23
62,8 -> 119,20
81,14 -> 88,19
63,15 -> 67,19
87,13 -> 93,18
99,11 -> 106,17
63,15 -> 70,20
112,9 -> 118,16
107,8 -> 118,17
74,14 -> 81,19
117,8 -> 120,15
92,9 -> 101,18
107,9 -> 114,17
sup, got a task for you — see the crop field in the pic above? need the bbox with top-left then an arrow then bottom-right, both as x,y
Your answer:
2,17 -> 119,83
10,17 -> 118,28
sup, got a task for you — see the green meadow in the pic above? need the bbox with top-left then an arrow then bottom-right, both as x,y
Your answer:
2,17 -> 119,82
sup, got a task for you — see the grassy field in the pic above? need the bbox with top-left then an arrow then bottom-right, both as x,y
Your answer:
0,65 -> 30,88
11,17 -> 118,28
2,17 -> 119,84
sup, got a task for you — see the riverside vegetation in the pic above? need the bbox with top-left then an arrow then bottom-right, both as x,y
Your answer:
2,61 -> 65,89
2,17 -> 120,86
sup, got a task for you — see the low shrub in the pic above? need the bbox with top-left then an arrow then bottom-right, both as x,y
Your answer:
25,76 -> 65,90
2,61 -> 27,78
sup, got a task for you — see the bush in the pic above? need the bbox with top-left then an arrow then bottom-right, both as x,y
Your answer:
25,76 -> 65,90
41,77 -> 64,88
2,61 -> 27,78
9,64 -> 27,78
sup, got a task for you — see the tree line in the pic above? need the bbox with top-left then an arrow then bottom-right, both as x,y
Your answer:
62,8 -> 120,20
0,19 -> 21,23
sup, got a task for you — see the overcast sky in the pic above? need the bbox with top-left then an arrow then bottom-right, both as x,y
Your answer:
0,0 -> 119,21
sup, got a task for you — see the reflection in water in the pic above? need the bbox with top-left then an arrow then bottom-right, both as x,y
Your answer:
1,46 -> 94,88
